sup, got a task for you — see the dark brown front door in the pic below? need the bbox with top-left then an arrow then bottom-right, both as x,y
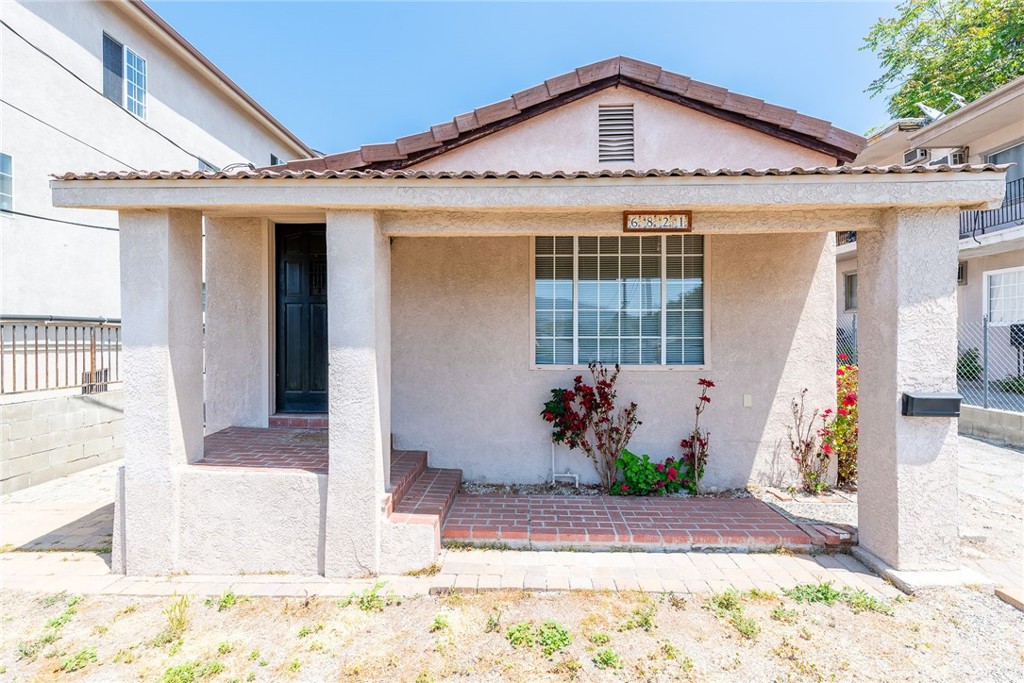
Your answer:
276,224 -> 327,413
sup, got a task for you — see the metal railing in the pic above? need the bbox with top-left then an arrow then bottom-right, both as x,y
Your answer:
0,316 -> 121,395
836,231 -> 857,246
837,312 -> 858,363
959,177 -> 1024,238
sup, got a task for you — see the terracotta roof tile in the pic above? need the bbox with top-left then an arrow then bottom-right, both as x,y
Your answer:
474,99 -> 520,126
788,113 -> 833,140
684,80 -> 729,107
264,56 -> 869,171
512,83 -> 552,110
618,57 -> 662,85
544,71 -> 582,97
576,57 -> 620,84
359,143 -> 405,163
721,93 -> 765,118
396,131 -> 442,155
655,70 -> 692,97
55,163 -> 1010,182
454,111 -> 480,133
430,122 -> 460,143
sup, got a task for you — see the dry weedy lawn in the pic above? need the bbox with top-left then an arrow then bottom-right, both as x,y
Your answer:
2,583 -> 1022,682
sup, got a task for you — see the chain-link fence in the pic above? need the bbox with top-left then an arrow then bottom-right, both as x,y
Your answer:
837,312 -> 858,364
958,317 -> 1024,412
836,313 -> 1024,414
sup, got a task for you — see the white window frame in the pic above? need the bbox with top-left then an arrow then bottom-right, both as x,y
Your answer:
843,271 -> 857,311
529,235 -> 710,371
124,46 -> 147,120
983,265 -> 1024,326
0,152 -> 12,213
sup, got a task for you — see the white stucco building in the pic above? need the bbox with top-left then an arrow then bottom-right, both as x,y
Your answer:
0,0 -> 314,492
51,57 -> 1007,582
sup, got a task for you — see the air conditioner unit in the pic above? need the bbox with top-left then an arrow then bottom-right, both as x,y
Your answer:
903,148 -> 929,165
950,148 -> 968,165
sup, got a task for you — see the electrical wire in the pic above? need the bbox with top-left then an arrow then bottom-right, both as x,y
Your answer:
0,99 -> 140,171
1,209 -> 118,232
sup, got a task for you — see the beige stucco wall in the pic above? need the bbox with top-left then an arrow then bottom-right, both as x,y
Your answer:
417,87 -> 837,172
390,231 -> 836,489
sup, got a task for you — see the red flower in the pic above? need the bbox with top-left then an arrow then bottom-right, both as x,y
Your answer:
698,378 -> 716,388
838,354 -> 849,361
699,395 -> 711,404
620,484 -> 630,493
842,393 -> 858,407
823,408 -> 833,417
837,408 -> 848,417
821,443 -> 833,454
667,467 -> 678,481
656,463 -> 666,472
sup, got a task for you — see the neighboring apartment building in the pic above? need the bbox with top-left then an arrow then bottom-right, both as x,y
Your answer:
836,75 -> 1024,417
0,0 -> 314,492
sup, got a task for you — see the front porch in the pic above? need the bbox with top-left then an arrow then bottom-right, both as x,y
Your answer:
198,425 -> 843,555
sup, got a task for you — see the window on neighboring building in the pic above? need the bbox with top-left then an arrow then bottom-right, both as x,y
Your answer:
988,142 -> 1024,183
957,261 -> 967,286
534,234 -> 705,366
125,48 -> 147,118
844,272 -> 857,311
985,267 -> 1024,324
102,33 -> 146,119
0,153 -> 12,211
270,154 -> 284,166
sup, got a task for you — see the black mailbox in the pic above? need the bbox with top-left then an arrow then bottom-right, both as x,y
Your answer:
901,393 -> 962,417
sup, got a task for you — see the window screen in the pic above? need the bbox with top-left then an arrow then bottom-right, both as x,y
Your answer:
102,33 -> 123,105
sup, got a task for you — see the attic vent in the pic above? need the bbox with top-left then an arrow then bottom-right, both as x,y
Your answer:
599,104 -> 635,163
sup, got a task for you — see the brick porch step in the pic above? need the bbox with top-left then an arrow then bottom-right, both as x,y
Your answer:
389,450 -> 428,511
392,467 -> 463,523
269,414 -> 328,430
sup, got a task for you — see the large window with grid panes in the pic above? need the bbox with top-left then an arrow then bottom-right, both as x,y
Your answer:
533,235 -> 705,366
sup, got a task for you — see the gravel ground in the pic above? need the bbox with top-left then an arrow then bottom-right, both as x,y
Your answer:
2,585 -> 1022,682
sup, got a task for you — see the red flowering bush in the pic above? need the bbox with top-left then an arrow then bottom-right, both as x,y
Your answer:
678,378 -> 715,494
541,362 -> 640,489
614,449 -> 689,495
823,358 -> 858,487
788,388 -> 830,494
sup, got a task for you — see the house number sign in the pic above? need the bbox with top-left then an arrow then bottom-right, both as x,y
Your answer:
622,211 -> 693,233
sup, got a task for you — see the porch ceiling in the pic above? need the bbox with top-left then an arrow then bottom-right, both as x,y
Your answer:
50,164 -> 1009,217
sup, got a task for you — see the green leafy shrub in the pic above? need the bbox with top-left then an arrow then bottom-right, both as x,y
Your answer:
506,622 -> 534,649
826,361 -> 859,487
957,348 -> 984,381
592,648 -> 622,670
995,375 -> 1024,394
536,621 -> 573,656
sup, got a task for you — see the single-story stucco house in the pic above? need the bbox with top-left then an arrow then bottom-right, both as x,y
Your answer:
50,57 -> 1008,580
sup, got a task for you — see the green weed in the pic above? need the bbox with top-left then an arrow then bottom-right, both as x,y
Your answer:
592,648 -> 622,670
59,646 -> 97,673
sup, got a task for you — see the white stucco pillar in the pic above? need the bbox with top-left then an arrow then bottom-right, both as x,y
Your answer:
204,217 -> 271,433
857,207 -> 960,572
324,210 -> 390,577
119,209 -> 203,574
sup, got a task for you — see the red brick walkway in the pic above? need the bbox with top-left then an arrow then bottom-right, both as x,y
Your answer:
198,427 -> 328,473
443,495 -> 812,550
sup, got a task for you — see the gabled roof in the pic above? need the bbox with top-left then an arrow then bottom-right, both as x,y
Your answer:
271,56 -> 866,172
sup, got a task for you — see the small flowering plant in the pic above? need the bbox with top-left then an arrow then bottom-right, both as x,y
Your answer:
824,357 -> 858,487
541,362 -> 640,489
614,449 -> 689,495
678,378 -> 715,494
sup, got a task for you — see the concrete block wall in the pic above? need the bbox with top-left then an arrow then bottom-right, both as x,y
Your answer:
959,405 -> 1024,448
1,389 -> 124,493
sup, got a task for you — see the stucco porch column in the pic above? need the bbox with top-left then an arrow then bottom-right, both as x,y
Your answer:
857,207 -> 960,572
204,217 -> 271,433
324,210 -> 391,577
117,209 -> 203,574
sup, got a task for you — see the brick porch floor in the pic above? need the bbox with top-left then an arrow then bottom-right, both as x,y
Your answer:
443,495 -> 813,551
198,426 -> 328,473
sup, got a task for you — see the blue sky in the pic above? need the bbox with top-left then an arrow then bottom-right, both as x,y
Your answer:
150,1 -> 899,156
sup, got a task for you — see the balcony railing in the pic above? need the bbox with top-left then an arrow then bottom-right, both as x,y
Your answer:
837,178 -> 1023,246
960,177 -> 1024,238
0,316 -> 121,395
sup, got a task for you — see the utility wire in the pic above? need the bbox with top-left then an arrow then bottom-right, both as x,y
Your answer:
1,18 -> 207,166
1,209 -> 119,232
0,99 -> 140,171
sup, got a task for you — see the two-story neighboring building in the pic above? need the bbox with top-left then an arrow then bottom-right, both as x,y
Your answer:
0,0 -> 315,492
836,76 -> 1024,427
